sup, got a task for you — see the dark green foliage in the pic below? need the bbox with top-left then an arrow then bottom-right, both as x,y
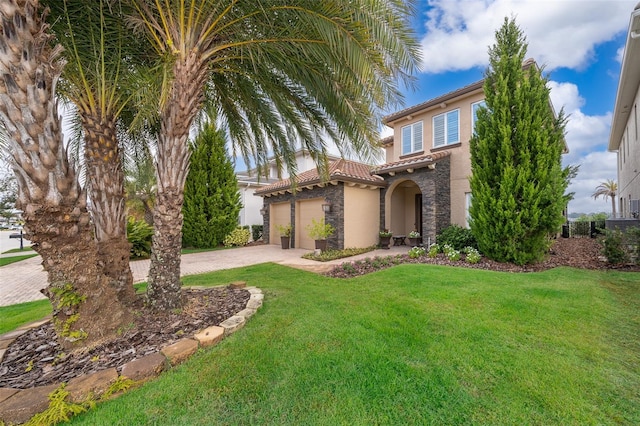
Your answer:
602,226 -> 640,265
469,18 -> 573,265
436,225 -> 477,251
182,124 -> 242,248
251,225 -> 263,242
601,229 -> 629,265
628,227 -> 640,264
127,217 -> 153,259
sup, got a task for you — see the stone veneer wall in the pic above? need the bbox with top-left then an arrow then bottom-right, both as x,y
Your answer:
379,156 -> 451,244
261,184 -> 345,249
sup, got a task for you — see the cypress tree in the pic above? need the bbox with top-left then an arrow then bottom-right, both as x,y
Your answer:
182,124 -> 242,248
469,17 -> 572,265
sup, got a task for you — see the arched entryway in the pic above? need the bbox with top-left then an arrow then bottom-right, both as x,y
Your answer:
384,179 -> 423,242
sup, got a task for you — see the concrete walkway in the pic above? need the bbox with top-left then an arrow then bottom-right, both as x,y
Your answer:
0,244 -> 409,307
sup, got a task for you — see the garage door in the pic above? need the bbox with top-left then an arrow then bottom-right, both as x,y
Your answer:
270,202 -> 291,245
296,199 -> 324,250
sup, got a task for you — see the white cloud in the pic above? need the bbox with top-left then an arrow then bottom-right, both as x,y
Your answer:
547,81 -> 612,164
616,46 -> 625,63
565,151 -> 618,215
420,0 -> 635,73
546,80 -> 617,214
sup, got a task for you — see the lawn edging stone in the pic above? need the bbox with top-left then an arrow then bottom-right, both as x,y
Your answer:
0,284 -> 263,425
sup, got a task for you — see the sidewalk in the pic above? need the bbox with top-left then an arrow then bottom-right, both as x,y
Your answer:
0,244 -> 409,307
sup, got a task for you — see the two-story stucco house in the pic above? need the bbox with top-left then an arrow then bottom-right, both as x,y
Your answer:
609,3 -> 640,218
256,59 -> 561,250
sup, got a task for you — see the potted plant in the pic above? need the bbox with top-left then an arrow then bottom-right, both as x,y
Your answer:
379,229 -> 392,249
306,218 -> 335,251
408,230 -> 421,246
276,224 -> 292,249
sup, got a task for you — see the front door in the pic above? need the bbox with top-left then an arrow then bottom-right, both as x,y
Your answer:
415,194 -> 423,237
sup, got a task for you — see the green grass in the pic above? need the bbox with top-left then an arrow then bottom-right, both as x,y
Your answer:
0,299 -> 51,334
2,246 -> 33,254
0,253 -> 38,267
57,264 -> 639,425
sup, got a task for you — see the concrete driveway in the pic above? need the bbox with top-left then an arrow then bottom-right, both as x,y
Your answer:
0,244 -> 409,307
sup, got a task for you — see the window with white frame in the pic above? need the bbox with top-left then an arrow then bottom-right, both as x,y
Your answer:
471,100 -> 486,133
433,109 -> 460,148
401,121 -> 423,155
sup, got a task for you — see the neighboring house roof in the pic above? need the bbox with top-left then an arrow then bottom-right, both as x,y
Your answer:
236,172 -> 277,187
609,3 -> 640,151
371,151 -> 451,175
255,158 -> 385,196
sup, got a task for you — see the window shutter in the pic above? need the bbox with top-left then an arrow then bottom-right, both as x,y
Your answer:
402,125 -> 412,154
433,114 -> 445,147
413,122 -> 423,151
447,110 -> 459,144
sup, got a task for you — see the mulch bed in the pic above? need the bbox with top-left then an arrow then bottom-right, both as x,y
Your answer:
0,287 -> 249,389
325,237 -> 640,277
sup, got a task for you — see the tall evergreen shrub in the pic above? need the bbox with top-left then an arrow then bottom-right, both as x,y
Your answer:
469,18 -> 574,265
182,124 -> 242,248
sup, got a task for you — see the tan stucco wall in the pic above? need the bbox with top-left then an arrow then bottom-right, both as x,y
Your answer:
295,198 -> 324,250
270,202 -> 290,245
617,84 -> 640,217
387,89 -> 484,227
344,186 -> 380,247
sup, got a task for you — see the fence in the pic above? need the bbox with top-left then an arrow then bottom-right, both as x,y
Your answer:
563,220 -> 606,238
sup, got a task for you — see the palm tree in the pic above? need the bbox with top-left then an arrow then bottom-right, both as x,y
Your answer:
41,0 -> 164,305
124,145 -> 157,226
0,0 -> 132,348
592,179 -> 618,218
128,0 -> 421,310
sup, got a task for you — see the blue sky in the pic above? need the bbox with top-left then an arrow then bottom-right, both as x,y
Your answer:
1,1 -> 633,217
388,0 -> 638,215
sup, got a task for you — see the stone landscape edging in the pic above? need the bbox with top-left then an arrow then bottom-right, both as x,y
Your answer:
0,283 -> 263,425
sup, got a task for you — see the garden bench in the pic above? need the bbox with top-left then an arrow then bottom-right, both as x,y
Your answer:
393,235 -> 406,246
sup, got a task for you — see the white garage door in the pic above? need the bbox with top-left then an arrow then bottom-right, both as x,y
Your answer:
296,199 -> 324,250
270,202 -> 291,245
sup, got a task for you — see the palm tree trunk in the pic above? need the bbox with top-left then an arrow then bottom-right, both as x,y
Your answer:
146,53 -> 206,311
81,112 -> 135,305
611,196 -> 617,219
0,0 -> 132,349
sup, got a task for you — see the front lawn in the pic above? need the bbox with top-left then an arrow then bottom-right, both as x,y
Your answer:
0,299 -> 51,334
59,264 -> 640,425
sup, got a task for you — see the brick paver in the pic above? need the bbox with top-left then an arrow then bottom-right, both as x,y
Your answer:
0,245 -> 408,307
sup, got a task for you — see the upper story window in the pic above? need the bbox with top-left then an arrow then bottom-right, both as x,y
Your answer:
471,100 -> 486,132
402,121 -> 423,155
433,109 -> 460,148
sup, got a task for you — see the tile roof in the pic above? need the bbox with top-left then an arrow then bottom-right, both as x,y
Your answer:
380,135 -> 394,146
383,80 -> 483,124
383,59 -> 538,125
254,158 -> 385,196
371,151 -> 451,175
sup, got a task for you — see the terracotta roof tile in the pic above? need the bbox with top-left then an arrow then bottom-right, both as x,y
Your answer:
371,151 -> 451,175
255,159 -> 385,195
